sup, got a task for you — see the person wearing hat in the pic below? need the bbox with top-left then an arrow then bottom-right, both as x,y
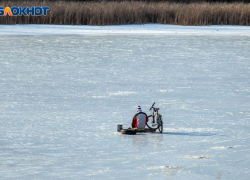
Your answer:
132,105 -> 148,129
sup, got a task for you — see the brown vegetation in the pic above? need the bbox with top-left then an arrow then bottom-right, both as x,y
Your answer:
0,0 -> 250,25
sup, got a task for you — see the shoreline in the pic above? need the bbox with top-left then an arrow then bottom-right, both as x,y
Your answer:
1,24 -> 250,35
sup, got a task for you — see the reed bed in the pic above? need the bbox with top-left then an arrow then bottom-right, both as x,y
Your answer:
0,0 -> 250,25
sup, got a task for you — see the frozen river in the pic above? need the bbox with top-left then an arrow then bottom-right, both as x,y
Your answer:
0,25 -> 250,179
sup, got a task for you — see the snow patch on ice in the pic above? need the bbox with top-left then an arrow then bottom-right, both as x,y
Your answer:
87,167 -> 110,176
138,165 -> 183,178
158,89 -> 174,93
138,165 -> 182,171
92,96 -> 108,99
210,146 -> 234,150
180,155 -> 212,159
108,91 -> 137,96
159,90 -> 167,93
143,166 -> 167,170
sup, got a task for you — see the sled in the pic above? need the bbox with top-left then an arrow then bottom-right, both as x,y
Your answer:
117,124 -> 160,135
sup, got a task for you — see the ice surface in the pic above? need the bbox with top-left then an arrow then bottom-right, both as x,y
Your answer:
0,25 -> 250,179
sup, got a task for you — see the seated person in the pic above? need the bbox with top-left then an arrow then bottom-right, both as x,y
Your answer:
132,106 -> 148,129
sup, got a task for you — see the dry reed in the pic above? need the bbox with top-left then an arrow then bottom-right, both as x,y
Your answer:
0,0 -> 250,25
